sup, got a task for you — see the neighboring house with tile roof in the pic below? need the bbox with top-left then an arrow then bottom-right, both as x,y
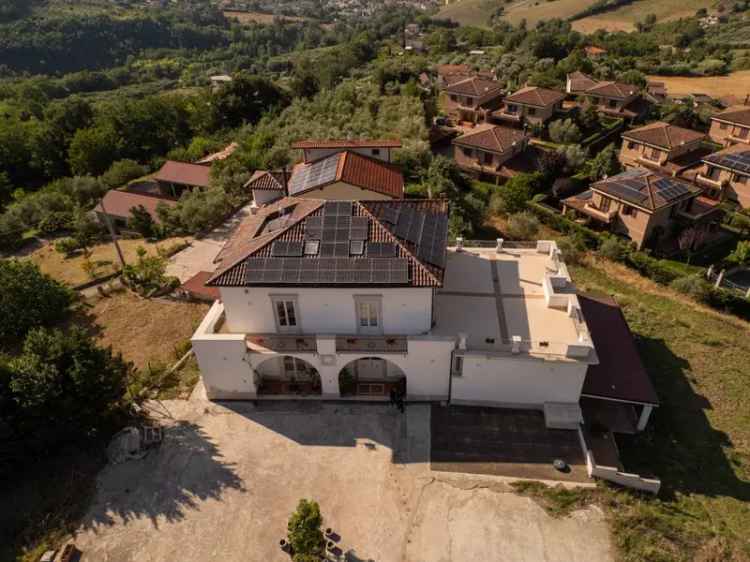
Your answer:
562,168 -> 716,249
566,71 -> 598,95
620,121 -> 709,174
153,160 -> 213,198
580,81 -> 647,121
708,106 -> 750,147
492,86 -> 565,127
698,143 -> 750,208
291,139 -> 402,163
451,126 -> 530,183
244,170 -> 287,206
443,76 -> 504,124
287,151 -> 404,200
191,199 -> 605,424
94,188 -> 178,232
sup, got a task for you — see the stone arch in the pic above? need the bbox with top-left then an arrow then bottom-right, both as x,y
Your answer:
254,355 -> 321,396
338,356 -> 406,398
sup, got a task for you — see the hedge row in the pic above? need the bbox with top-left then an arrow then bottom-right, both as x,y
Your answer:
527,200 -> 750,321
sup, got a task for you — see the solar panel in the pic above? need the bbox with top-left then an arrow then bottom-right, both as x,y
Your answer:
367,242 -> 398,257
243,257 -> 410,285
395,206 -> 415,239
323,201 -> 353,216
271,241 -> 303,257
288,154 -> 339,195
416,212 -> 448,268
350,217 -> 369,240
304,240 -> 319,255
406,211 -> 426,244
380,207 -> 399,225
320,241 -> 349,257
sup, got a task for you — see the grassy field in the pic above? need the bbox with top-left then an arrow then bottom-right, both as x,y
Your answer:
572,0 -> 715,32
21,237 -> 190,287
78,289 -> 208,369
645,71 -> 750,98
438,0 -> 599,28
223,10 -> 311,25
569,257 -> 750,561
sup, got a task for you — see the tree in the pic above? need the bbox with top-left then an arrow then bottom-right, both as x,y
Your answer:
492,173 -> 542,215
70,206 -> 102,255
128,206 -> 156,239
207,74 -> 290,131
548,118 -> 582,144
6,326 -> 132,456
557,145 -> 587,175
287,499 -> 324,561
506,212 -> 540,240
584,143 -> 620,180
122,246 -> 177,297
0,260 -> 73,346
68,125 -> 121,176
727,240 -> 750,266
617,69 -> 647,89
101,159 -> 147,188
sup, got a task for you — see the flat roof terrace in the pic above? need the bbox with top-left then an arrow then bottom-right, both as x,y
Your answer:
432,244 -> 595,362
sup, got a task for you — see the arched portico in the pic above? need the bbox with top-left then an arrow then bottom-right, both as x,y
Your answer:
338,357 -> 406,398
254,355 -> 322,396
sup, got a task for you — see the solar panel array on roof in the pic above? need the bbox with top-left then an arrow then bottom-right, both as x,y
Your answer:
324,201 -> 353,216
288,155 -> 339,195
707,151 -> 750,174
367,242 -> 398,257
271,240 -> 303,257
653,177 -> 690,201
600,172 -> 693,208
417,213 -> 449,268
380,207 -> 400,225
244,257 -> 409,284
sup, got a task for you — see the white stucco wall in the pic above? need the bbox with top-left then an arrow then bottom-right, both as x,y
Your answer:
220,287 -> 433,336
303,147 -> 392,162
295,181 -> 395,200
450,352 -> 588,408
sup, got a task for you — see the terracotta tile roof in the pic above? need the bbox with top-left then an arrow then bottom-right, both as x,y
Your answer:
178,271 -> 220,302
584,46 -> 607,56
452,126 -> 528,154
622,121 -> 706,149
505,86 -> 565,107
196,142 -> 238,164
585,81 -> 639,99
94,189 -> 177,222
579,293 -> 658,406
244,170 -> 286,191
712,105 -> 750,127
291,139 -> 402,149
591,168 -> 701,211
207,199 -> 449,288
153,161 -> 212,188
567,71 -> 598,93
288,151 -> 404,199
444,76 -> 503,98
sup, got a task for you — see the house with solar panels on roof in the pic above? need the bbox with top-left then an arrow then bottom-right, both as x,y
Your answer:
562,168 -> 721,249
697,143 -> 750,208
189,197 -> 614,418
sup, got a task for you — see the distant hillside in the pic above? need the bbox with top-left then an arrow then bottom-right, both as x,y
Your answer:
572,0 -> 717,32
438,0 -> 601,28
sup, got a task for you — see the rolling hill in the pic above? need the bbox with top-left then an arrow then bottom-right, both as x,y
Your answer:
572,0 -> 717,32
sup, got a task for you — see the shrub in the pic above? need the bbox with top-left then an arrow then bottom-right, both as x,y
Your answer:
287,499 -> 324,561
128,205 -> 156,239
122,246 -> 178,297
548,118 -> 582,144
670,274 -> 711,301
101,159 -> 147,188
556,235 -> 587,265
0,260 -> 74,346
598,236 -> 630,262
506,212 -> 540,240
161,187 -> 232,235
54,237 -> 80,256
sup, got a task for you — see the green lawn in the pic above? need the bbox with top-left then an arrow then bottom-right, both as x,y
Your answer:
570,260 -> 750,561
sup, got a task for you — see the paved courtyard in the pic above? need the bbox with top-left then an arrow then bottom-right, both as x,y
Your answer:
73,401 -> 613,562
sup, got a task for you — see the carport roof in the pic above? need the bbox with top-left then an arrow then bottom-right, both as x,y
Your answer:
579,293 -> 659,406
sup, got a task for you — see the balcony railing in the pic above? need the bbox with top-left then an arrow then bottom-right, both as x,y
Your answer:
696,173 -> 724,189
335,335 -> 408,354
246,334 -> 318,354
582,203 -> 617,223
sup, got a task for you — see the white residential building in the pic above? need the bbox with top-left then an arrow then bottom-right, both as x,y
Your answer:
191,197 -> 611,425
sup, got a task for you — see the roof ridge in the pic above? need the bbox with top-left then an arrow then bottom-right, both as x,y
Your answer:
646,174 -> 657,210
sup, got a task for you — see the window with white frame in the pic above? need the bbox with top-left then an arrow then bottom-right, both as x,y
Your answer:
354,296 -> 382,335
271,295 -> 299,333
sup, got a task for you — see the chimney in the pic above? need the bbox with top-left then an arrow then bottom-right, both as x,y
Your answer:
496,238 -> 504,253
281,167 -> 289,196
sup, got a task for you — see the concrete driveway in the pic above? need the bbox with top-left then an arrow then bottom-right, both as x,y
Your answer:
166,204 -> 253,283
73,401 -> 613,562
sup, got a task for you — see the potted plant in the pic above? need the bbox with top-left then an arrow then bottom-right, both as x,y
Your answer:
287,499 -> 325,561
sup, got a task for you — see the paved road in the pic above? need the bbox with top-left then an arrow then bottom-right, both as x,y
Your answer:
73,401 -> 613,562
